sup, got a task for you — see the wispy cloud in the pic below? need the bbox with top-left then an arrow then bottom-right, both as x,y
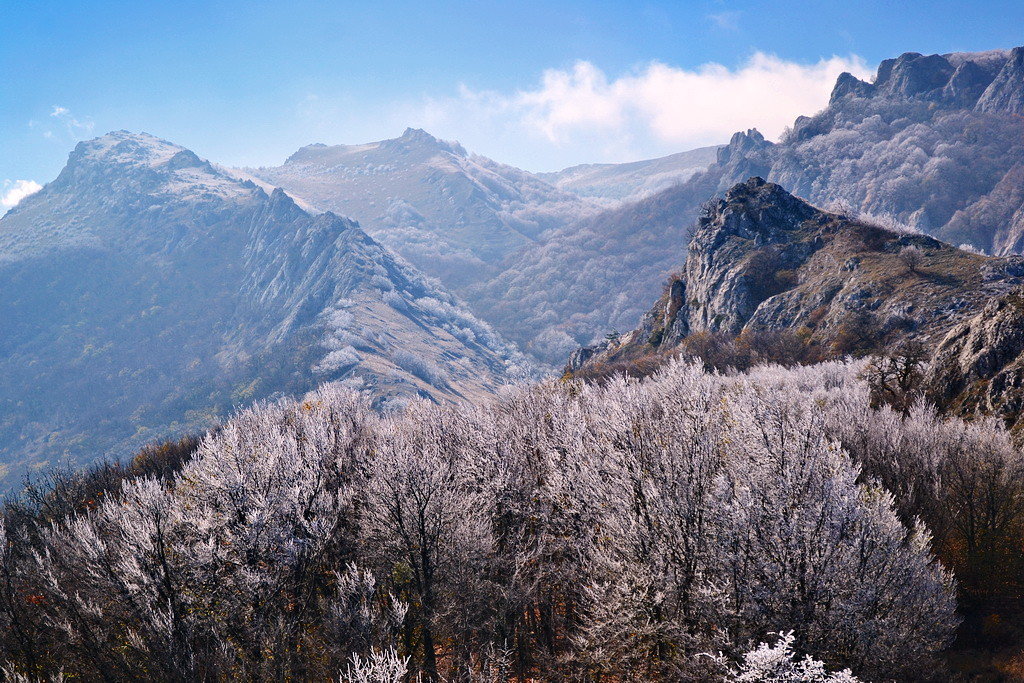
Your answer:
707,10 -> 742,31
29,105 -> 95,142
50,105 -> 95,137
1,179 -> 42,215
406,52 -> 871,170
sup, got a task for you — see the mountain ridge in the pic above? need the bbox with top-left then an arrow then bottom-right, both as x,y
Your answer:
249,128 -> 594,292
537,145 -> 721,204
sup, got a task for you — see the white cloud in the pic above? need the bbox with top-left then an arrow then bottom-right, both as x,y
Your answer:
1,179 -> 42,214
406,52 -> 871,170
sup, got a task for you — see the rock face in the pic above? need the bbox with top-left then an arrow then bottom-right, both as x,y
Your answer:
712,130 -> 773,189
683,179 -> 821,334
974,47 -> 1024,115
571,179 -> 1024,391
0,131 -> 524,487
829,49 -> 1009,108
926,293 -> 1024,431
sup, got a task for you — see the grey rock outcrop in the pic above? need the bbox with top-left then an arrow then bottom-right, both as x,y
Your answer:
943,59 -> 1001,106
876,52 -> 955,99
927,293 -> 1024,425
713,130 -> 773,189
684,178 -> 821,334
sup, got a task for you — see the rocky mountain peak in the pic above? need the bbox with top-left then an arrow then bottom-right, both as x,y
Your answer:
716,129 -> 768,164
567,178 -> 1024,383
0,131 -> 527,484
684,178 -> 830,334
828,47 -> 1020,109
876,52 -> 955,98
829,71 -> 875,102
709,176 -> 821,238
70,131 -> 191,168
380,127 -> 468,157
713,131 -> 773,190
50,131 -> 245,203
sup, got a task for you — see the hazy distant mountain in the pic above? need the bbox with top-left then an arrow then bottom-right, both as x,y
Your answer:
478,46 -> 1024,363
250,130 -> 720,363
250,128 -> 595,291
0,131 -> 524,485
538,145 -> 720,204
471,173 -> 722,363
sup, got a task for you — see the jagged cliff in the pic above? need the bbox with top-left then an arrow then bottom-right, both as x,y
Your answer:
927,293 -> 1024,435
568,178 -> 1024,435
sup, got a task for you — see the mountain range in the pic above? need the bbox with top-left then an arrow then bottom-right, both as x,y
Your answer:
479,47 -> 1024,362
249,128 -> 593,291
248,47 -> 1024,366
6,45 -> 1024,483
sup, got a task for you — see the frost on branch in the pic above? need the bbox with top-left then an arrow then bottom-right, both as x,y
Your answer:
726,631 -> 860,682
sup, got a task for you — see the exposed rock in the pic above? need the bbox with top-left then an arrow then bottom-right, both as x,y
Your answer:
564,340 -> 611,373
976,47 -> 1024,115
927,293 -> 1024,430
943,59 -> 1001,106
875,52 -> 955,99
714,130 -> 773,189
685,178 -> 821,334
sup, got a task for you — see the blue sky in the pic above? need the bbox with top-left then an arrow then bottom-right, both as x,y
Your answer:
3,0 -> 1024,205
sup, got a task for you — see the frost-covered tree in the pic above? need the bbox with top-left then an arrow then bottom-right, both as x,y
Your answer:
0,358 -> 998,680
361,402 -> 495,679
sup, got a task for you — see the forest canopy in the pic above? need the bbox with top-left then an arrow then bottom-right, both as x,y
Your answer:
4,357 -> 1017,681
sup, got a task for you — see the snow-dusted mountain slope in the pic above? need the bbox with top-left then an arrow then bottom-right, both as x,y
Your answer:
0,131 -> 525,485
